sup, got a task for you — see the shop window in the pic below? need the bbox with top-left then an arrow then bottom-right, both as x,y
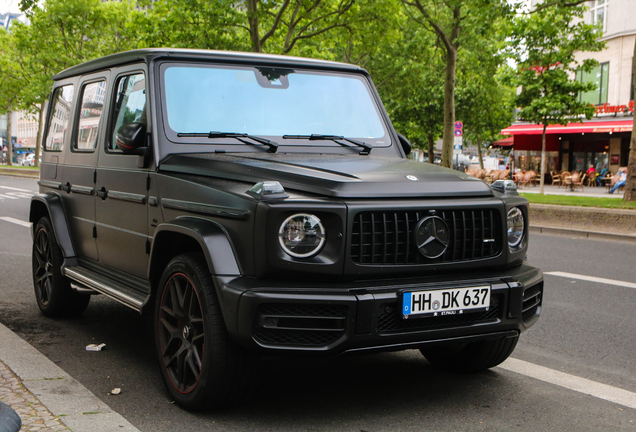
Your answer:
590,0 -> 608,34
577,62 -> 609,105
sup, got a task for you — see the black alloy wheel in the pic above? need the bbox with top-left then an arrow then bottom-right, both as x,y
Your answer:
32,217 -> 90,317
33,224 -> 54,307
158,271 -> 205,394
155,253 -> 254,411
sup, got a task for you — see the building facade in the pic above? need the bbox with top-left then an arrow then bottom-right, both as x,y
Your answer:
501,0 -> 634,176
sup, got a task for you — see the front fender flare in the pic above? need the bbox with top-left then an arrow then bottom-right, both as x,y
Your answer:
29,193 -> 76,258
149,217 -> 241,278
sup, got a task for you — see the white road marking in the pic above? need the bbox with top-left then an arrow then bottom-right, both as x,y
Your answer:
0,194 -> 19,200
0,217 -> 32,228
0,186 -> 34,192
500,358 -> 636,410
5,192 -> 33,198
545,271 -> 636,290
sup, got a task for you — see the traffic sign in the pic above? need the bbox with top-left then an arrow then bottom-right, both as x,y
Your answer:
454,121 -> 463,137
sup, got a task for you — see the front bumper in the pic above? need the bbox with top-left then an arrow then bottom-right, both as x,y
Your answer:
215,263 -> 543,355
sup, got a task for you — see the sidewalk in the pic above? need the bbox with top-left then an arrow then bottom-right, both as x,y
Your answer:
519,183 -> 625,198
0,322 -> 140,432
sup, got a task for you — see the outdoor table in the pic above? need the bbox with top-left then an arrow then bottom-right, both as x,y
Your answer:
601,176 -> 613,192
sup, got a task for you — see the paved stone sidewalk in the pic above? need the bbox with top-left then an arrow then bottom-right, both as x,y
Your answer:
0,360 -> 68,431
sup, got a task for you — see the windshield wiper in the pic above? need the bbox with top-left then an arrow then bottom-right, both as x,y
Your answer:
177,131 -> 278,153
282,134 -> 372,155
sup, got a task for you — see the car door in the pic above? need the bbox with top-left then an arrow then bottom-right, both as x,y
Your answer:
60,73 -> 110,261
94,66 -> 150,278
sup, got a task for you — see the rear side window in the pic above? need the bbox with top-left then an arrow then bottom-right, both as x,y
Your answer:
75,80 -> 106,151
109,73 -> 146,151
45,85 -> 74,151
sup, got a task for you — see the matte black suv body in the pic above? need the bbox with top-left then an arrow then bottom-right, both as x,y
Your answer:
30,48 -> 543,410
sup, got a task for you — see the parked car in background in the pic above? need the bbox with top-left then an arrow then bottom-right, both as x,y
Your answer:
30,48 -> 543,411
21,153 -> 35,166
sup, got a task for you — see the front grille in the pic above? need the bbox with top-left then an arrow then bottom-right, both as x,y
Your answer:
253,304 -> 347,347
351,209 -> 502,265
522,282 -> 543,323
377,295 -> 501,333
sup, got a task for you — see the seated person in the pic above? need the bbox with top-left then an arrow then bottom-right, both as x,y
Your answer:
596,165 -> 608,186
586,165 -> 596,183
609,167 -> 628,194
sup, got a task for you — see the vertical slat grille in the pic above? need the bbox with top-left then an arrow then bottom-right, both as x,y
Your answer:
351,209 -> 502,265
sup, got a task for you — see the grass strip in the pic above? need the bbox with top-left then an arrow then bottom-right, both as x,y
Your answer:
520,193 -> 636,210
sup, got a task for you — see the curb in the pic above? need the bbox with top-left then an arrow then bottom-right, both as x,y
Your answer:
0,168 -> 39,179
0,322 -> 140,432
529,225 -> 636,243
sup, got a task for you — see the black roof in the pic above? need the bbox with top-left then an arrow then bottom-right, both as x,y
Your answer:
53,48 -> 364,80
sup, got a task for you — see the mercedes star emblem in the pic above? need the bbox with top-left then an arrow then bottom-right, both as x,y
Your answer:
415,216 -> 450,259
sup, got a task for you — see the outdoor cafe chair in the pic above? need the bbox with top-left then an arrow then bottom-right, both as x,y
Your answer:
572,173 -> 586,191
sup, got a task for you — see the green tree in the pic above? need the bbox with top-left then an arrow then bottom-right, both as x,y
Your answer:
507,4 -> 605,193
456,25 -> 515,171
0,0 -> 139,166
368,17 -> 444,162
624,41 -> 636,201
400,0 -> 509,168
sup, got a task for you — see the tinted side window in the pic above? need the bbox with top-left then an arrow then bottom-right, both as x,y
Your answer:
45,85 -> 74,151
110,73 -> 146,151
75,81 -> 106,151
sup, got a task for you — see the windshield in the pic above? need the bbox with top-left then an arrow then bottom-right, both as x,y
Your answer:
161,63 -> 388,146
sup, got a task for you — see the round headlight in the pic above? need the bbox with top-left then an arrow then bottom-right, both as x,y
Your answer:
507,207 -> 525,248
278,214 -> 326,258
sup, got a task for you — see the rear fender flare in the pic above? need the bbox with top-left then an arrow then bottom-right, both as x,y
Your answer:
29,193 -> 76,258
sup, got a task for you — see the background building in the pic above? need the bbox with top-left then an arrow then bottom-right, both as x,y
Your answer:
500,0 -> 634,175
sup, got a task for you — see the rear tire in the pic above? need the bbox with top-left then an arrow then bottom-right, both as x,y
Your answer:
32,217 -> 90,317
154,253 -> 253,411
420,336 -> 518,373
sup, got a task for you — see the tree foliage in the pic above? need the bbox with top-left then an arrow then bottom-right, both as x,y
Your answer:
506,4 -> 605,193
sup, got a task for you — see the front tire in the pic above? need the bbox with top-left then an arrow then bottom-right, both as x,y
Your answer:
421,336 -> 518,373
32,217 -> 90,317
155,253 -> 252,411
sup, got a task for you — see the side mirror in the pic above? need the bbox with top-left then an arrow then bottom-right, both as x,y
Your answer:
116,123 -> 146,154
397,133 -> 412,156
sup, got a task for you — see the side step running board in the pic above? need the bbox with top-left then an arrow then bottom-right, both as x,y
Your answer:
64,266 -> 148,312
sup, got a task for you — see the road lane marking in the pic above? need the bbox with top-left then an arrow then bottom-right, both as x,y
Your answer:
500,358 -> 636,410
0,186 -> 34,193
545,271 -> 636,290
0,217 -> 32,228
0,194 -> 19,200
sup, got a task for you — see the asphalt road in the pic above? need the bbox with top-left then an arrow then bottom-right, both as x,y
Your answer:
1,175 -> 635,431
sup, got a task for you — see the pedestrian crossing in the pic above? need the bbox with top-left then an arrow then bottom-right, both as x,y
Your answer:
0,186 -> 36,200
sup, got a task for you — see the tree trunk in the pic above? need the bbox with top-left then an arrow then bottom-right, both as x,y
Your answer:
6,109 -> 12,166
540,123 -> 547,194
440,46 -> 457,168
35,104 -> 45,169
477,138 -> 484,170
246,0 -> 262,53
624,40 -> 636,201
427,133 -> 435,164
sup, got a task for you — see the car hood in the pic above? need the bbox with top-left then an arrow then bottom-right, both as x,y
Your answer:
158,153 -> 493,198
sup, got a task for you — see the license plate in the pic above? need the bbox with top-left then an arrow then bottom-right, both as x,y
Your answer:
402,286 -> 491,319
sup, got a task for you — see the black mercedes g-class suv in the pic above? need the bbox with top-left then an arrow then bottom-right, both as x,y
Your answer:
30,48 -> 542,410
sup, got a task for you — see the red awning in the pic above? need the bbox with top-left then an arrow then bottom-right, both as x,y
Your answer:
501,120 -> 633,135
492,136 -> 514,148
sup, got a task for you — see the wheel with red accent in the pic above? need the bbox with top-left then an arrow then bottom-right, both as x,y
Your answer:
32,217 -> 90,317
420,335 -> 519,373
155,253 -> 252,410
